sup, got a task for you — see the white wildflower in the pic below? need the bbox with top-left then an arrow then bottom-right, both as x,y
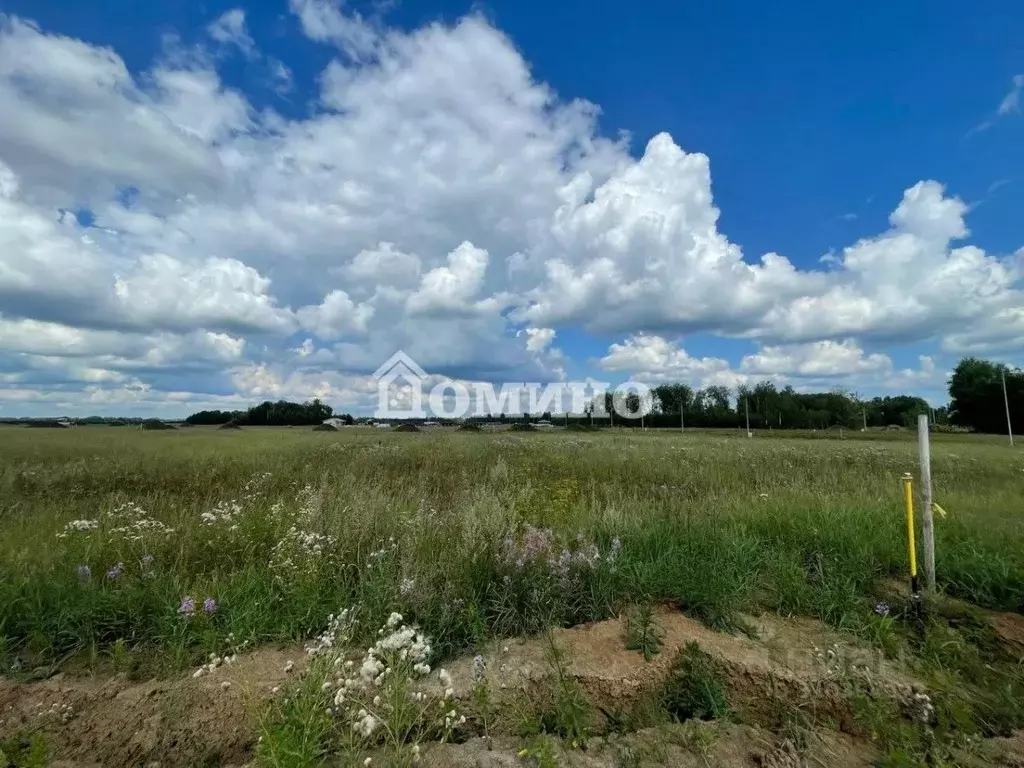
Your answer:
358,713 -> 378,737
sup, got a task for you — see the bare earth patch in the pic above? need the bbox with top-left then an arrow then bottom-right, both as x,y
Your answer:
1,646 -> 306,767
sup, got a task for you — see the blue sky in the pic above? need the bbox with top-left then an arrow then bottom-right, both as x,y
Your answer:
0,0 -> 1021,415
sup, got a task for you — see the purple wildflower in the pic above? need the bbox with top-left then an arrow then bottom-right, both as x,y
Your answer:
179,597 -> 196,617
77,564 -> 91,582
105,562 -> 124,581
874,601 -> 890,618
203,598 -> 218,615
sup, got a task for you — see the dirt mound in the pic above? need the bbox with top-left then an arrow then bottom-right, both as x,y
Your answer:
0,647 -> 307,767
312,423 -> 337,432
420,724 -> 875,767
510,423 -> 537,432
427,607 -> 915,735
140,420 -> 176,431
218,421 -> 243,430
392,423 -> 421,432
990,611 -> 1024,650
10,607 -> 1018,767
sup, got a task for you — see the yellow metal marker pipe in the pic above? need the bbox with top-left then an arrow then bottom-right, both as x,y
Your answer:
902,473 -> 920,596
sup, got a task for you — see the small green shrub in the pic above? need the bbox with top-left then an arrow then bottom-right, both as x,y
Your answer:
625,602 -> 663,661
660,642 -> 730,722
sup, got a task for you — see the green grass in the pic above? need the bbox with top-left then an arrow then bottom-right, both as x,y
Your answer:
1,425 -> 1022,674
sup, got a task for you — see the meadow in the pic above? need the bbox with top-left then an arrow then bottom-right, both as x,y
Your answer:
2,425 -> 1023,765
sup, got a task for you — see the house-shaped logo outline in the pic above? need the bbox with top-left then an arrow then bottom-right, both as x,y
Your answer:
373,350 -> 428,419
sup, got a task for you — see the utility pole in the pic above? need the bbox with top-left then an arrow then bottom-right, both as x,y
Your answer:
862,407 -> 867,431
745,398 -> 751,437
680,406 -> 685,433
1003,368 -> 1014,447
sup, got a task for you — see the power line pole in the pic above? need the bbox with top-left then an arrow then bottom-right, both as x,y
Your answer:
1003,368 -> 1014,447
745,398 -> 751,437
680,405 -> 685,433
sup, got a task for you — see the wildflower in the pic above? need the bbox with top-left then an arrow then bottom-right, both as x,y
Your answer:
358,713 -> 378,737
178,597 -> 196,617
439,669 -> 453,688
57,519 -> 99,538
386,612 -> 404,629
284,660 -> 294,673
76,564 -> 91,582
472,655 -> 487,683
221,681 -> 231,690
105,563 -> 124,581
610,537 -> 622,557
141,554 -> 155,567
271,686 -> 280,694
874,601 -> 890,617
202,598 -> 218,615
364,759 -> 372,767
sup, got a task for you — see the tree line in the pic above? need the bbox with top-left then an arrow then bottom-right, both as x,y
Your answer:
605,356 -> 1021,434
590,383 -> 938,430
185,399 -> 353,427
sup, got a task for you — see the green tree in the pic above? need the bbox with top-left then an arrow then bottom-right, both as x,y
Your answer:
949,357 -> 1024,434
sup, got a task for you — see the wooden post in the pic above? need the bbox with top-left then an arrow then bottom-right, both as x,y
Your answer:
1003,369 -> 1015,447
917,414 -> 936,593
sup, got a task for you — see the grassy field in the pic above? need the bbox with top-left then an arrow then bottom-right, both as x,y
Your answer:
2,425 -> 1023,764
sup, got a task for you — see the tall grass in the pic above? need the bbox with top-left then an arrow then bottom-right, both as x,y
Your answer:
1,426 -> 1022,669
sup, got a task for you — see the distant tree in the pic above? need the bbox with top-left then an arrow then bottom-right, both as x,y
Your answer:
652,383 -> 694,414
949,357 -> 1024,434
